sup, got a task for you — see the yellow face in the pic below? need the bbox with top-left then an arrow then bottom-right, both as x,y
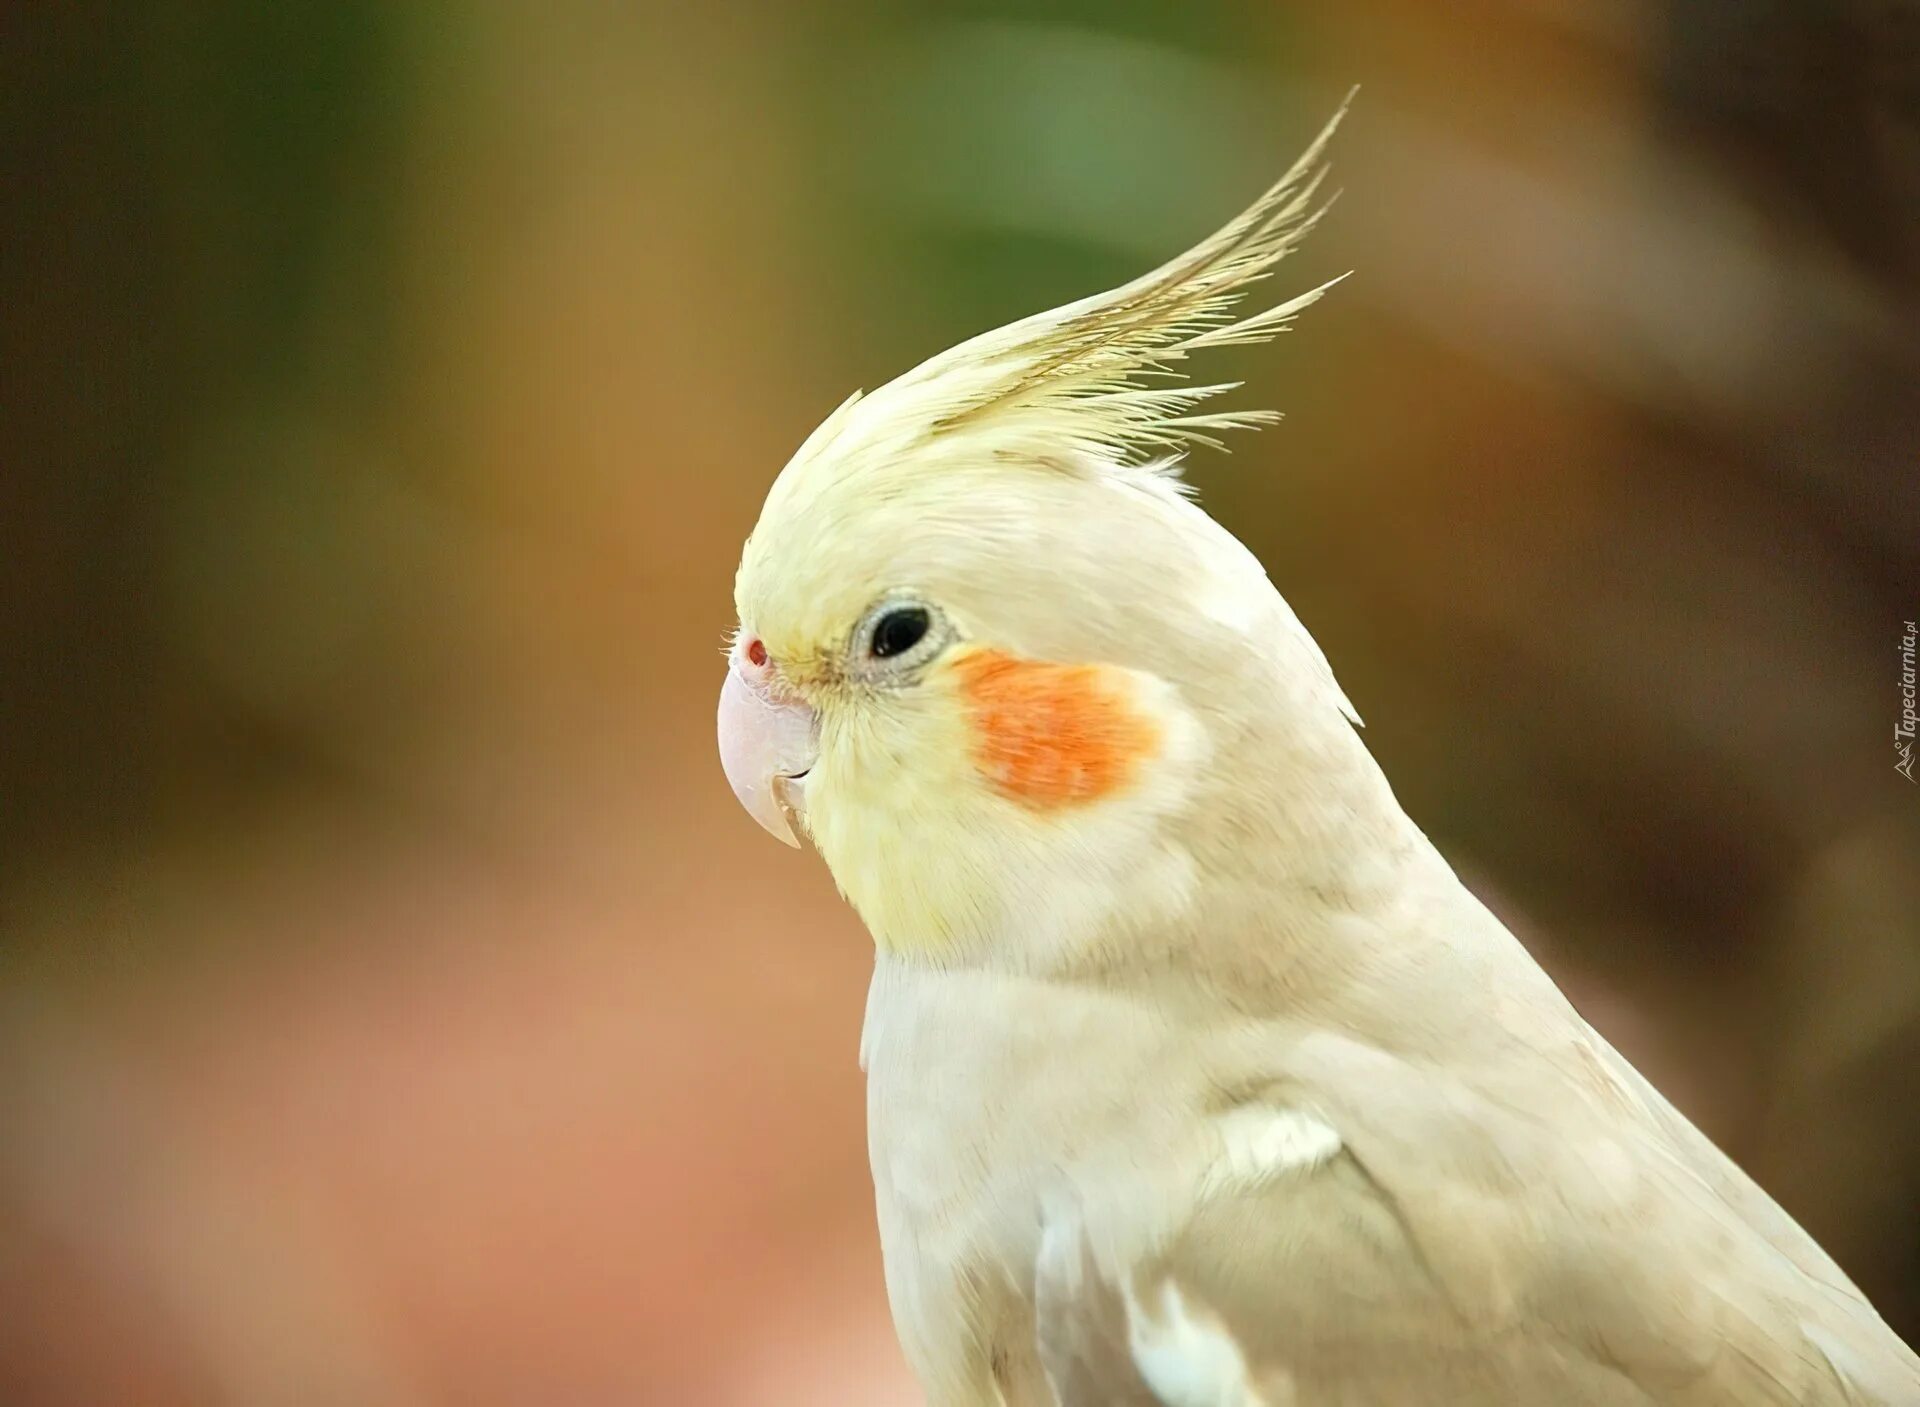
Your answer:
724,556 -> 1179,954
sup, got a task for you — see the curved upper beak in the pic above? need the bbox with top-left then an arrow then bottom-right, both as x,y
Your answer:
717,662 -> 818,847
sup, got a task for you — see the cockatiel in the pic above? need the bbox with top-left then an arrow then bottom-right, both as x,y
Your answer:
715,106 -> 1920,1406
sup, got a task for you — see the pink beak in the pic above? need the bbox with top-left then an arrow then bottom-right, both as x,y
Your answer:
717,646 -> 817,848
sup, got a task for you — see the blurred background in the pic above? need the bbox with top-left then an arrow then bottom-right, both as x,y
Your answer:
4,1 -> 1918,1401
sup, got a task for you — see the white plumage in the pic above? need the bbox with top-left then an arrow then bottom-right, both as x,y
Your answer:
719,101 -> 1920,1405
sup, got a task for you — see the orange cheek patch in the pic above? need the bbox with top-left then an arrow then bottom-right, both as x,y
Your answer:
953,649 -> 1162,808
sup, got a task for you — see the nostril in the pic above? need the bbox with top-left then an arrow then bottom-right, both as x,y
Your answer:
745,636 -> 768,668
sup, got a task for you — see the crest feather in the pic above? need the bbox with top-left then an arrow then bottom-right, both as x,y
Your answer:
787,94 -> 1352,488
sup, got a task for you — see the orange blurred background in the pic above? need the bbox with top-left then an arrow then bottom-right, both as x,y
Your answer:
4,2 -> 1917,1402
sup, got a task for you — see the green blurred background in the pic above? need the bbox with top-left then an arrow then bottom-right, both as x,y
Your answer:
4,2 -> 1918,1401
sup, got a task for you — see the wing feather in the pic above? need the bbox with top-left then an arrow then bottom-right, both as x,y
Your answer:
1033,1034 -> 1920,1406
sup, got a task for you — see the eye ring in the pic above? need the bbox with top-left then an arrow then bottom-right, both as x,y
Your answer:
851,595 -> 951,677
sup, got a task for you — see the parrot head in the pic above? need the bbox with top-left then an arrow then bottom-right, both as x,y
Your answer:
719,106 -> 1380,960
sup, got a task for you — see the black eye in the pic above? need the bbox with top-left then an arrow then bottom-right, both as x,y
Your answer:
870,606 -> 931,659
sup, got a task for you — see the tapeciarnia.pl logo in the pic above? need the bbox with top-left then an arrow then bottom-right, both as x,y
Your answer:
1899,620 -> 1917,783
